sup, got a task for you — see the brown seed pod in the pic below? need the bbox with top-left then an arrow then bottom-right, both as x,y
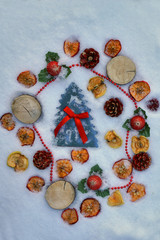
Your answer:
80,48 -> 99,69
132,152 -> 151,171
104,98 -> 123,117
33,150 -> 52,170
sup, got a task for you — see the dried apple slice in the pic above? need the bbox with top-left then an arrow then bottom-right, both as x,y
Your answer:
127,183 -> 146,202
64,40 -> 80,57
17,71 -> 37,88
26,176 -> 45,192
131,136 -> 149,154
107,190 -> 124,206
87,77 -> 104,91
45,180 -> 76,209
104,130 -> 123,148
92,84 -> 107,98
71,149 -> 89,164
61,208 -> 79,225
129,81 -> 150,102
80,198 -> 100,218
112,159 -> 132,179
56,159 -> 73,178
104,39 -> 122,57
7,151 -> 28,171
17,127 -> 35,146
0,113 -> 15,131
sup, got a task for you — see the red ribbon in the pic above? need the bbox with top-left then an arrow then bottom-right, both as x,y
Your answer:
54,106 -> 89,144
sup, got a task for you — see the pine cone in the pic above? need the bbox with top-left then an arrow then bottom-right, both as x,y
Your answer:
33,150 -> 52,170
80,48 -> 99,69
104,98 -> 123,117
132,152 -> 151,171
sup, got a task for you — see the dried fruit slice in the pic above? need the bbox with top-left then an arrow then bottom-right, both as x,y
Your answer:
26,176 -> 45,192
130,115 -> 145,130
80,198 -> 100,217
104,39 -> 122,57
12,94 -> 42,124
107,56 -> 136,85
17,71 -> 37,88
127,183 -> 146,202
0,113 -> 15,131
92,84 -> 107,98
17,127 -> 35,146
45,180 -> 76,209
46,61 -> 61,76
71,149 -> 89,164
33,150 -> 52,170
87,175 -> 102,190
56,159 -> 73,178
132,152 -> 151,171
87,76 -> 107,98
64,40 -> 80,57
7,151 -> 28,171
104,130 -> 123,148
129,81 -> 150,102
112,159 -> 132,179
107,190 -> 124,206
61,208 -> 78,225
131,136 -> 149,154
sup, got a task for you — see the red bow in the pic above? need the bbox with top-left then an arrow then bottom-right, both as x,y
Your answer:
54,106 -> 89,144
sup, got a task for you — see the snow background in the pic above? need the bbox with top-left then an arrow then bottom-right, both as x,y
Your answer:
0,0 -> 160,239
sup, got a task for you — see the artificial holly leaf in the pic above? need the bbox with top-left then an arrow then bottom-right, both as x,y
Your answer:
95,188 -> 110,198
122,119 -> 131,131
45,52 -> 60,63
61,65 -> 72,78
89,164 -> 103,176
134,107 -> 147,119
78,178 -> 88,193
139,122 -> 150,137
38,68 -> 54,82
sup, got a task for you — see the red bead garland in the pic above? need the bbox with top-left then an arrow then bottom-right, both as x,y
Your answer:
35,78 -> 56,96
33,124 -> 54,182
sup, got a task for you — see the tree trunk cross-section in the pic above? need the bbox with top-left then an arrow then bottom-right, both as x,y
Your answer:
107,56 -> 136,85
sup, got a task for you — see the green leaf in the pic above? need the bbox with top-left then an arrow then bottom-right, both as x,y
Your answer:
78,178 -> 88,193
45,52 -> 60,63
122,119 -> 131,131
38,68 -> 54,82
89,164 -> 103,176
95,188 -> 110,198
139,122 -> 150,137
61,65 -> 72,78
134,107 -> 147,119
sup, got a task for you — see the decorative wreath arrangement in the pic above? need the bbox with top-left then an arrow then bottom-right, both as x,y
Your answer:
1,38 -> 159,225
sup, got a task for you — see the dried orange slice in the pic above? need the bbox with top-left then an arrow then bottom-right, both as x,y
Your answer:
17,127 -> 35,146
129,81 -> 150,102
64,40 -> 80,57
80,198 -> 100,218
87,77 -> 107,98
107,190 -> 124,206
7,151 -> 28,172
104,39 -> 122,57
61,208 -> 78,225
71,149 -> 89,164
131,136 -> 149,154
0,113 -> 15,131
56,159 -> 73,178
127,183 -> 146,202
104,130 -> 123,148
112,159 -> 132,179
26,176 -> 45,192
17,71 -> 37,88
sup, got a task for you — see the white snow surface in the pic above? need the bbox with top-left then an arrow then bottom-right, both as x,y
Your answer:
0,0 -> 160,240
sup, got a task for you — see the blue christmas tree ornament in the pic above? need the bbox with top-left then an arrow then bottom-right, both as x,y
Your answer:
53,82 -> 98,147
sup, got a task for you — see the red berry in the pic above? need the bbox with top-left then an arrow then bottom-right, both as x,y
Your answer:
87,175 -> 102,190
46,61 -> 61,76
130,115 -> 145,130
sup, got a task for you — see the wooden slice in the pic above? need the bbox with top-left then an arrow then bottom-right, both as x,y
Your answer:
11,95 -> 42,124
45,180 -> 76,210
106,56 -> 136,85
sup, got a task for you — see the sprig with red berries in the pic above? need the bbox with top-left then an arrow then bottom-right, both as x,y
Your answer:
78,164 -> 110,197
38,52 -> 71,82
